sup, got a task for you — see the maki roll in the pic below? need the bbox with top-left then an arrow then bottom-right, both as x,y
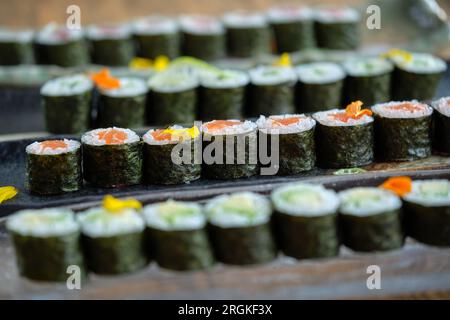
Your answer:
143,125 -> 201,185
248,66 -> 297,117
205,192 -> 277,265
372,101 -> 432,161
271,183 -> 339,259
338,187 -> 404,252
295,62 -> 345,113
314,6 -> 361,50
202,120 -> 258,180
35,24 -> 90,67
199,69 -> 249,121
133,16 -> 179,60
97,77 -> 148,128
26,139 -> 82,195
223,11 -> 271,58
82,127 -> 142,188
78,207 -> 147,274
7,209 -> 85,282
267,4 -> 315,53
313,102 -> 374,168
0,28 -> 34,65
180,15 -> 226,61
403,179 -> 450,246
143,200 -> 214,270
257,114 -> 316,175
431,97 -> 450,154
41,74 -> 93,134
342,57 -> 393,106
87,24 -> 134,66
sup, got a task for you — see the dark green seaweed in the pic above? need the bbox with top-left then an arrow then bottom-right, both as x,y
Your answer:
296,80 -> 343,113
134,33 -> 180,60
34,39 -> 90,67
270,20 -> 315,53
392,67 -> 444,101
199,86 -> 246,121
315,21 -> 360,50
0,41 -> 34,65
182,32 -> 226,61
149,88 -> 197,125
226,26 -> 271,58
97,93 -> 147,129
249,81 -> 296,117
90,38 -> 135,66
433,110 -> 450,155
343,72 -> 391,106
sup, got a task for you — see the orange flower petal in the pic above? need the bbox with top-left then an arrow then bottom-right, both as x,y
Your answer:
345,100 -> 363,115
379,176 -> 412,196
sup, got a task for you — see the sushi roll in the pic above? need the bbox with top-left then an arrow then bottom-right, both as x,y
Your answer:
339,187 -> 404,252
248,66 -> 296,117
223,11 -> 271,58
295,62 -> 345,113
314,6 -> 361,50
26,139 -> 82,195
7,208 -> 85,282
342,57 -> 393,106
148,72 -> 198,125
205,192 -> 277,265
78,207 -> 147,274
199,69 -> 249,121
271,183 -> 340,259
133,16 -> 180,60
97,77 -> 148,129
313,102 -> 374,168
0,28 -> 34,65
143,200 -> 214,270
257,114 -> 316,175
267,4 -> 315,53
143,125 -> 201,185
391,52 -> 447,101
34,23 -> 90,67
82,127 -> 142,188
41,74 -> 93,134
202,120 -> 258,180
180,15 -> 226,61
372,101 -> 432,161
431,97 -> 450,154
87,24 -> 134,66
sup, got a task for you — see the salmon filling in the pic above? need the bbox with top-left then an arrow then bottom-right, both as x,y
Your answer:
97,129 -> 128,145
40,140 -> 68,151
270,117 -> 302,127
204,120 -> 242,133
389,102 -> 425,113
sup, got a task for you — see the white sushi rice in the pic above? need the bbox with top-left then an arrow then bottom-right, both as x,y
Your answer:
296,62 -> 345,84
342,57 -> 394,77
372,100 -> 433,119
403,179 -> 450,207
223,11 -> 268,28
256,114 -> 316,134
431,96 -> 450,117
86,24 -> 131,40
26,139 -> 80,155
77,207 -> 145,238
82,127 -> 140,146
315,6 -> 360,23
179,15 -> 224,35
143,125 -> 199,145
202,120 -> 257,136
205,192 -> 271,228
200,69 -> 249,89
36,23 -> 84,45
143,200 -> 206,231
148,72 -> 198,93
267,5 -> 314,23
7,208 -> 79,237
133,15 -> 178,35
41,74 -> 93,96
0,28 -> 33,42
313,109 -> 373,127
271,183 -> 339,217
250,66 -> 297,86
100,77 -> 148,97
339,187 -> 402,216
391,53 -> 447,74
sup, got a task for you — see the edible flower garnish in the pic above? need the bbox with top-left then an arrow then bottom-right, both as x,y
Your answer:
103,195 -> 142,213
153,55 -> 170,72
90,68 -> 120,90
379,176 -> 412,196
129,56 -> 170,72
381,48 -> 413,63
332,101 -> 372,122
273,53 -> 292,67
0,186 -> 18,204
152,126 -> 200,141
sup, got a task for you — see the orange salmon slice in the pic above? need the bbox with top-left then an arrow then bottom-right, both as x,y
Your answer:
97,129 -> 127,145
40,140 -> 68,150
205,120 -> 241,132
390,102 -> 424,112
271,117 -> 302,127
151,129 -> 172,141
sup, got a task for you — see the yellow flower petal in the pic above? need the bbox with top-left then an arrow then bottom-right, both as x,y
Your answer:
273,53 -> 292,67
381,49 -> 413,63
163,125 -> 200,140
103,195 -> 142,213
0,186 -> 18,204
129,57 -> 153,70
154,56 -> 170,72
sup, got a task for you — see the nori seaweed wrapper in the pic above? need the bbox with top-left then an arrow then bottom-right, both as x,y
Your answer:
374,114 -> 431,161
0,41 -> 34,65
97,93 -> 147,129
43,90 -> 92,134
34,39 -> 90,67
90,38 -> 135,66
146,227 -> 214,270
82,231 -> 148,274
433,110 -> 450,155
149,88 -> 197,125
249,81 -> 296,117
226,26 -> 271,58
182,32 -> 226,61
199,86 -> 246,121
11,231 -> 85,282
315,122 -> 374,168
271,20 -> 315,53
26,148 -> 82,195
296,80 -> 343,113
392,67 -> 444,101
343,72 -> 391,106
82,141 -> 143,188
315,21 -> 360,50
339,210 -> 404,252
208,222 -> 277,265
134,33 -> 180,60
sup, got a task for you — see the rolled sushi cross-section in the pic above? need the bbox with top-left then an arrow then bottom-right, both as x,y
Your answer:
403,179 -> 450,246
97,77 -> 148,128
7,209 -> 85,282
143,125 -> 201,185
271,183 -> 340,259
431,97 -> 450,154
82,127 -> 142,188
143,200 -> 214,270
41,74 -> 93,134
205,192 -> 277,265
257,114 -> 316,175
339,187 -> 404,252
0,28 -> 34,65
295,62 -> 345,113
78,207 -> 147,274
26,139 -> 82,195
249,66 -> 297,117
372,101 -> 433,161
202,120 -> 258,180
